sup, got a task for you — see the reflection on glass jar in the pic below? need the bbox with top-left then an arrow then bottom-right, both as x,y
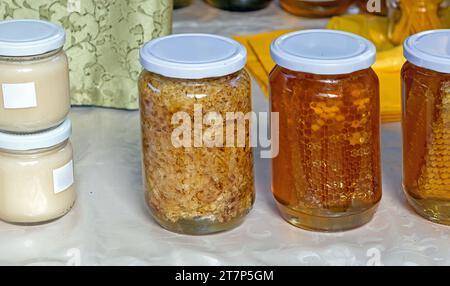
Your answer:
270,30 -> 382,232
388,0 -> 450,45
0,119 -> 75,225
280,0 -> 354,17
0,20 -> 70,133
402,30 -> 450,225
138,34 -> 255,235
205,0 -> 272,11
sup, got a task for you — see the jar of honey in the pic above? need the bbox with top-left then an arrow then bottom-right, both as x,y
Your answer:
270,30 -> 382,231
280,0 -> 354,18
402,30 -> 450,225
139,34 -> 254,234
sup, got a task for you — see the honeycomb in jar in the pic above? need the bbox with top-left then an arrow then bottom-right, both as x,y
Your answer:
271,67 -> 382,214
403,62 -> 450,201
138,70 -> 255,225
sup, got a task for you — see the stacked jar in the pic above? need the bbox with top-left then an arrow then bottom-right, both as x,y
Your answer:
0,20 -> 75,225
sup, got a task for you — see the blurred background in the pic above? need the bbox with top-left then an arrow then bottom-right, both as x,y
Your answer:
2,0 -> 448,123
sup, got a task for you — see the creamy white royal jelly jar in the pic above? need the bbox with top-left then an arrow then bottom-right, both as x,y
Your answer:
0,19 -> 70,133
0,118 -> 75,225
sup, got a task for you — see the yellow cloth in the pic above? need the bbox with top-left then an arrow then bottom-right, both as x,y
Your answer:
233,15 -> 405,123
328,15 -> 404,122
233,29 -> 295,96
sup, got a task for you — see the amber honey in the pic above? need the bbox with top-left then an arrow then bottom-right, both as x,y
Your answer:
270,66 -> 382,231
402,62 -> 450,225
280,0 -> 354,17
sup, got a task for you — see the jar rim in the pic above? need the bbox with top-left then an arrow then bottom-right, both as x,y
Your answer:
140,33 -> 247,79
0,118 -> 72,151
0,48 -> 64,62
270,29 -> 376,75
404,29 -> 450,74
0,19 -> 66,57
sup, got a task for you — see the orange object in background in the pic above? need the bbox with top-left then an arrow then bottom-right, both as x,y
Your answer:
327,15 -> 404,122
388,0 -> 448,45
280,0 -> 354,17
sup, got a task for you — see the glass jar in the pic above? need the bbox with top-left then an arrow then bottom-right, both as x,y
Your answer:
359,0 -> 387,16
0,119 -> 75,225
402,30 -> 450,225
138,34 -> 255,235
0,20 -> 70,133
280,0 -> 354,18
205,0 -> 272,11
174,0 -> 192,9
270,30 -> 382,231
388,0 -> 449,45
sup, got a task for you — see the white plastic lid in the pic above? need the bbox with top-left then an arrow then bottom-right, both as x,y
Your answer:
0,118 -> 72,151
270,29 -> 377,75
404,29 -> 450,74
0,19 -> 66,57
140,33 -> 247,79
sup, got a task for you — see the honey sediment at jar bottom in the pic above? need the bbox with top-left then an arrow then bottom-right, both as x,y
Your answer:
139,70 -> 255,234
403,62 -> 450,225
271,67 -> 382,231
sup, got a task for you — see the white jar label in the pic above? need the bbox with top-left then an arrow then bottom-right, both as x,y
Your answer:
1,82 -> 37,109
53,160 -> 74,194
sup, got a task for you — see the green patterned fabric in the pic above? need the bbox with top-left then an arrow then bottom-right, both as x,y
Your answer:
0,0 -> 173,109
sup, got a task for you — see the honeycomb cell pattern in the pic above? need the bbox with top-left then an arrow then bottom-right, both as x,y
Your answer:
138,69 -> 255,234
270,66 -> 382,230
402,62 -> 450,224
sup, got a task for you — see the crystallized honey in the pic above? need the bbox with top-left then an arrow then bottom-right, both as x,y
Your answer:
402,62 -> 450,225
270,66 -> 382,231
138,34 -> 254,235
139,70 -> 254,234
